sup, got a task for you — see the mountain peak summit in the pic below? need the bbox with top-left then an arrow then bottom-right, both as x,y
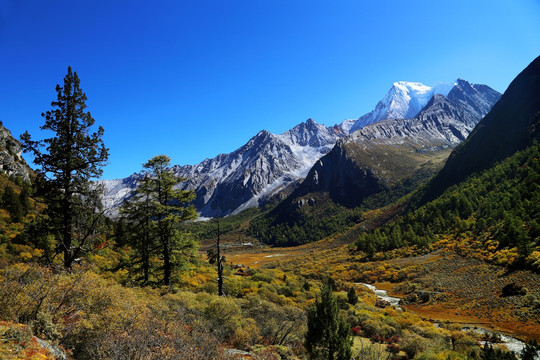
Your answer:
345,80 -> 456,133
392,81 -> 431,92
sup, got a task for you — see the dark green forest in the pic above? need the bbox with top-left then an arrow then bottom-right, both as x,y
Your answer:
248,165 -> 443,246
356,142 -> 540,269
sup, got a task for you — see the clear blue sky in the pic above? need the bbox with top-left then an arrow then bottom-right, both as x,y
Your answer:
1,1 -> 539,180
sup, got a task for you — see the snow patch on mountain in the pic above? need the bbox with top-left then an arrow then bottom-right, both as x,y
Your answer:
100,119 -> 339,217
344,80 -> 456,133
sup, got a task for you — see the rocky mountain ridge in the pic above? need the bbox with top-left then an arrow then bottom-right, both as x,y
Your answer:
102,119 -> 340,217
99,79 -> 500,217
286,79 -> 501,208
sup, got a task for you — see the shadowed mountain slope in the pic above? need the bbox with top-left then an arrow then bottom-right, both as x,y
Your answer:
420,55 -> 540,204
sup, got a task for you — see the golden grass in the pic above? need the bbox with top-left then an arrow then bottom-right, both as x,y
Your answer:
219,235 -> 540,343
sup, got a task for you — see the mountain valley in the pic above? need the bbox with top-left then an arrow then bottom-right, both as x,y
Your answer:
0,56 -> 539,360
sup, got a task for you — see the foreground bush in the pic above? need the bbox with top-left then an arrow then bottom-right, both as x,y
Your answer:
0,263 -> 221,359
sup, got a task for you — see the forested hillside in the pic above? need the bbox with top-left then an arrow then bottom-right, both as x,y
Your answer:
355,142 -> 540,269
353,56 -> 540,269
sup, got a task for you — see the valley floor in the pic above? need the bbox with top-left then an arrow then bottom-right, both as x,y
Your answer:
220,242 -> 540,343
377,252 -> 540,341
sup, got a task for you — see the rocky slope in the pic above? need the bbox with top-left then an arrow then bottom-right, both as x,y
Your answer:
0,121 -> 31,182
100,79 -> 500,217
102,119 -> 341,217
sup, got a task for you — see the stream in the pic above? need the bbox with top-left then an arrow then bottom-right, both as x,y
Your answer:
463,327 -> 527,356
359,283 -> 527,357
360,283 -> 402,310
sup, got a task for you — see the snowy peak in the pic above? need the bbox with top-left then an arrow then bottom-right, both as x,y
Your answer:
346,80 -> 456,133
389,81 -> 455,118
100,117 -> 345,218
175,119 -> 343,217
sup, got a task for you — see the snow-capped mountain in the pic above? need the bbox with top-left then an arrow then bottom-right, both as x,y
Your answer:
278,79 -> 502,209
101,118 -> 342,217
345,79 -> 501,147
340,81 -> 455,134
99,79 -> 500,218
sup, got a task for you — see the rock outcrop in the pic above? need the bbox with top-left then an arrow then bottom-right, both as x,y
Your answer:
0,121 -> 31,182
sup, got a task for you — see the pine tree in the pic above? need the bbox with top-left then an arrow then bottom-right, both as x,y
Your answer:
19,183 -> 31,216
347,286 -> 358,305
2,185 -> 23,222
305,278 -> 353,360
121,185 -> 155,284
215,202 -> 224,296
122,155 -> 197,286
20,66 -> 109,268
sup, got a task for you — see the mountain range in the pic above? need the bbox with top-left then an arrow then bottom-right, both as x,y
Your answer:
421,55 -> 540,204
99,79 -> 500,217
288,79 -> 501,208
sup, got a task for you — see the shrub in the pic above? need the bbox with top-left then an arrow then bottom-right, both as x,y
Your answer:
401,331 -> 426,358
243,297 -> 306,347
347,287 -> 359,305
521,294 -> 537,307
32,312 -> 61,341
3,324 -> 33,343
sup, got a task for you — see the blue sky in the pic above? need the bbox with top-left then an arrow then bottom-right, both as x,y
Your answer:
1,1 -> 539,179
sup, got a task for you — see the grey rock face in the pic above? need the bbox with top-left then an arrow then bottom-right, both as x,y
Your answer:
101,119 -> 342,217
0,121 -> 31,182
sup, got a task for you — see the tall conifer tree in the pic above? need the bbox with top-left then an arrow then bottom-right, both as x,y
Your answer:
305,278 -> 352,360
122,155 -> 197,285
121,179 -> 155,284
21,67 -> 109,268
